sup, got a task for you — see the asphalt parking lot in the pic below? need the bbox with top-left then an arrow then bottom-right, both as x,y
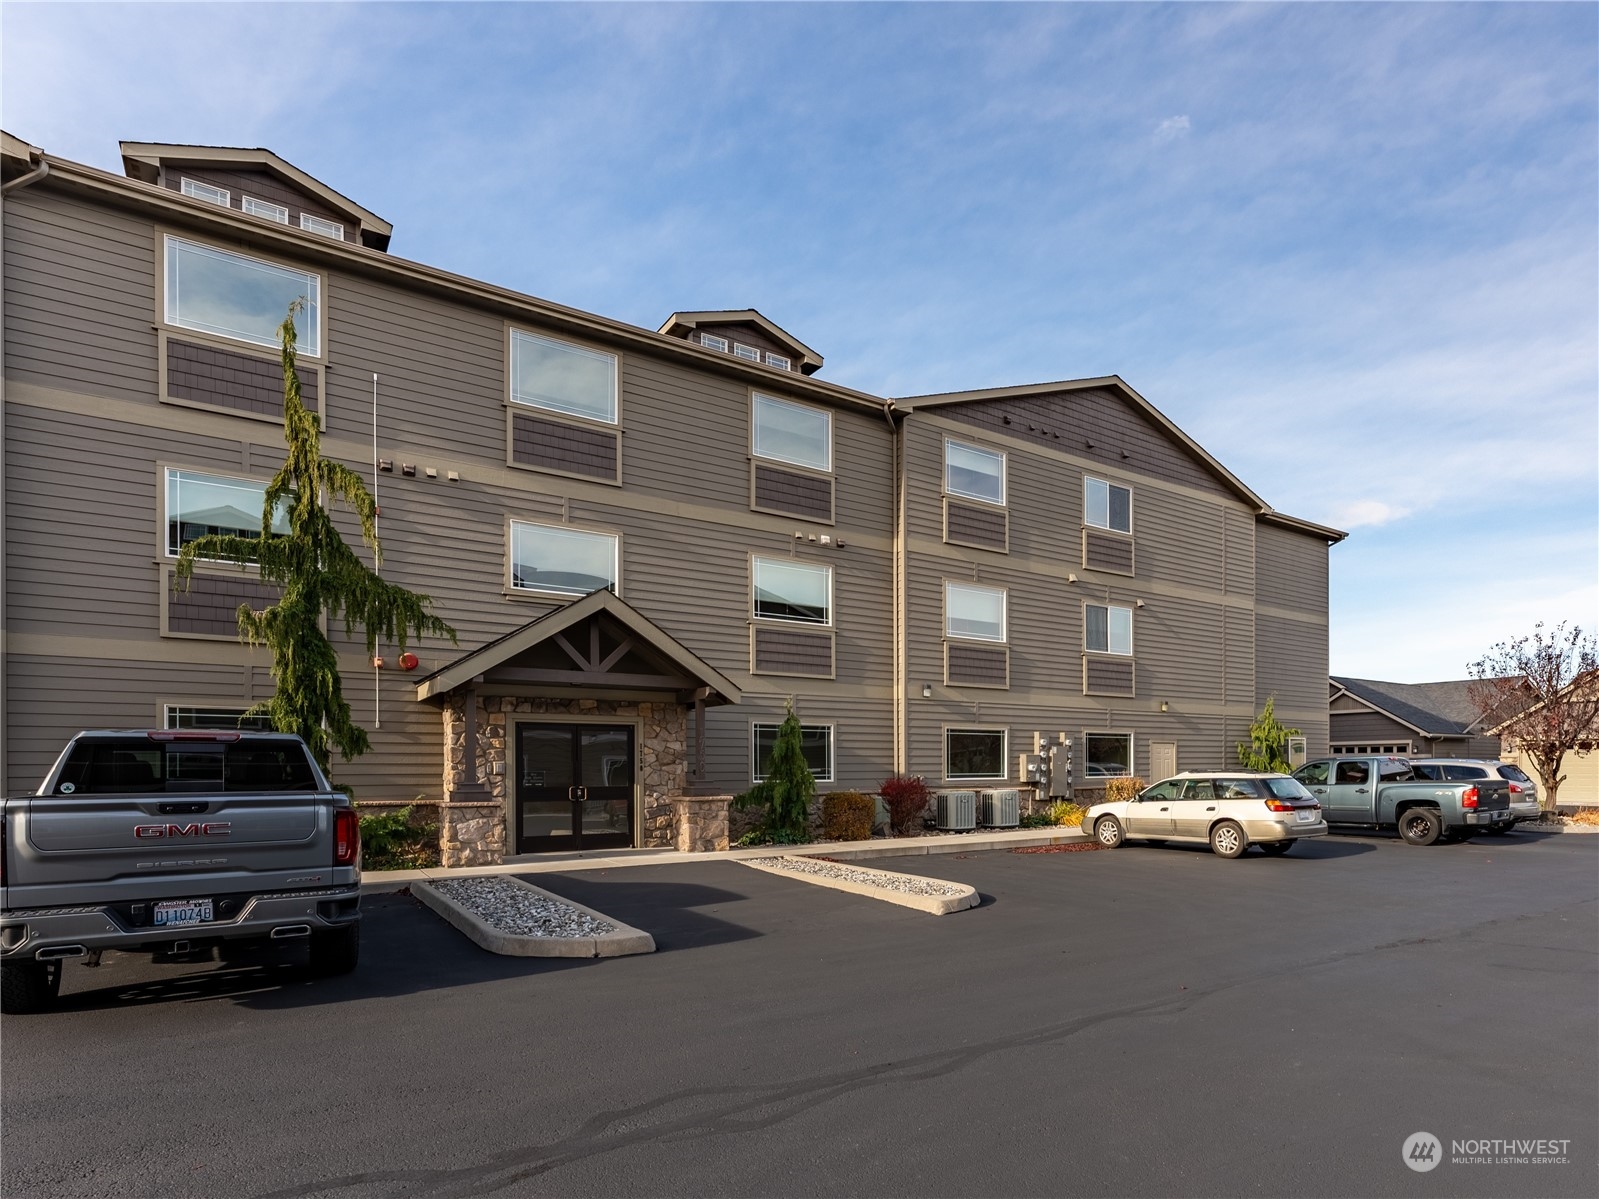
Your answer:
2,830 -> 1595,1199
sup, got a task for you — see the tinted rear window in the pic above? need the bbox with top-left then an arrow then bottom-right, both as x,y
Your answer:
1497,765 -> 1533,783
53,739 -> 318,794
1442,764 -> 1488,781
1264,778 -> 1314,800
1215,779 -> 1264,798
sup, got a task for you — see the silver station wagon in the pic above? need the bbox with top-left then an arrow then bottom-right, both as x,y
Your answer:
1084,772 -> 1328,858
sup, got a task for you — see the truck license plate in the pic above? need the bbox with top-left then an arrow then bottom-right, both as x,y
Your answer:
1296,810 -> 1316,823
154,899 -> 213,927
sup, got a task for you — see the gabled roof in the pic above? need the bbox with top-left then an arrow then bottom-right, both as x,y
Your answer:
1329,676 -> 1491,737
657,309 -> 824,375
415,588 -> 741,704
119,141 -> 393,250
897,374 -> 1346,543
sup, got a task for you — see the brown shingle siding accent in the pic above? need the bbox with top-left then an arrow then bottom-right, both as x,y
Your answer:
1084,656 -> 1136,697
946,642 -> 1009,688
752,462 -> 834,522
167,573 -> 279,638
1083,529 -> 1134,574
166,339 -> 318,417
751,626 -> 834,677
945,499 -> 1007,551
945,388 -> 1231,498
509,411 -> 620,482
165,167 -> 356,242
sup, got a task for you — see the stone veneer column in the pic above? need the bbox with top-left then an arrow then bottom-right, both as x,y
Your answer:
671,796 -> 732,853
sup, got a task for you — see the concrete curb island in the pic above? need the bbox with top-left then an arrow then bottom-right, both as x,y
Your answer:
738,856 -> 981,915
411,877 -> 656,958
362,825 -> 1090,890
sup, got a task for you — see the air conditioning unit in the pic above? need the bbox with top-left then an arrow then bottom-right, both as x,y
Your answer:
934,790 -> 977,831
978,789 -> 1020,829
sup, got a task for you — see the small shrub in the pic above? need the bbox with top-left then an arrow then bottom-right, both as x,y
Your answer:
359,804 -> 440,870
1104,776 -> 1146,804
1045,800 -> 1088,826
878,775 -> 931,836
821,791 -> 875,841
1568,808 -> 1599,826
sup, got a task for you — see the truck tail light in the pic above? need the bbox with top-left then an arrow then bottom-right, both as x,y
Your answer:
334,809 -> 360,866
1461,786 -> 1479,809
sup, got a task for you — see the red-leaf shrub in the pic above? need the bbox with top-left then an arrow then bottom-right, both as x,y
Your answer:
878,775 -> 931,836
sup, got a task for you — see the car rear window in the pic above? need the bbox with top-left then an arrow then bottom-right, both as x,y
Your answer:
1497,765 -> 1533,784
1215,779 -> 1264,798
1441,764 -> 1488,781
1410,763 -> 1442,780
1264,778 -> 1314,800
52,738 -> 319,794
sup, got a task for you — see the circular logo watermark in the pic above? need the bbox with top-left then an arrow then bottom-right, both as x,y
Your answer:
1403,1132 -> 1443,1172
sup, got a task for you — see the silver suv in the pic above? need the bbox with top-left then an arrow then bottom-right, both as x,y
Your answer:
1084,771 -> 1327,858
1408,759 -> 1540,827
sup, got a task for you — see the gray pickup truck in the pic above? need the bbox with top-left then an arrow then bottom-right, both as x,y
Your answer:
1291,755 -> 1511,845
1,730 -> 361,1013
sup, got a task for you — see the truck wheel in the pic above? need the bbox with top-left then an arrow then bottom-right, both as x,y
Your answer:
1095,816 -> 1125,848
1,961 -> 61,1014
1209,821 -> 1247,858
307,925 -> 360,978
1398,808 -> 1443,846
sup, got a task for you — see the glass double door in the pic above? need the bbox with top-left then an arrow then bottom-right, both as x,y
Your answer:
515,724 -> 635,853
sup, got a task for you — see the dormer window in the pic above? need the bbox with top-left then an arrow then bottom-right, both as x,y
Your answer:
299,213 -> 344,240
764,352 -> 791,370
242,196 -> 290,224
180,178 -> 230,207
699,333 -> 729,352
733,343 -> 761,362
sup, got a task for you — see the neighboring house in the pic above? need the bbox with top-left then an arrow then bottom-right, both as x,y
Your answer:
1,131 -> 1345,863
1328,677 -> 1502,759
1489,671 -> 1599,806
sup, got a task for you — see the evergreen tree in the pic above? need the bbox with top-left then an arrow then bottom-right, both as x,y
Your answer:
176,302 -> 456,773
734,705 -> 816,841
1236,696 -> 1301,773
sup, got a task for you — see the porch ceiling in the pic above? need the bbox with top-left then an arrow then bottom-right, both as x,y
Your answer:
414,588 -> 742,706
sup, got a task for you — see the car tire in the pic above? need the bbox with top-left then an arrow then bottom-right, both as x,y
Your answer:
1209,821 -> 1246,858
307,924 -> 360,978
0,960 -> 61,1015
1398,808 -> 1443,846
1259,841 -> 1293,856
1095,816 -> 1125,849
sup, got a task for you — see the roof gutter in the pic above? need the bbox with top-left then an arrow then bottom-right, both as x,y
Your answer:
1,148 -> 49,194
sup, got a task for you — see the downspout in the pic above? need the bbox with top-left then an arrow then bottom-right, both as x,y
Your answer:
884,400 -> 906,776
0,148 -> 50,790
372,372 -> 380,729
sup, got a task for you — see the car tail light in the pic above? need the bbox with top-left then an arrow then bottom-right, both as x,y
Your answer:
1265,798 -> 1300,812
334,809 -> 360,866
1461,786 -> 1479,809
1508,783 -> 1523,795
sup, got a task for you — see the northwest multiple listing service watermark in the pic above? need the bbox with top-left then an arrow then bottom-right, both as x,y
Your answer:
1403,1131 -> 1572,1172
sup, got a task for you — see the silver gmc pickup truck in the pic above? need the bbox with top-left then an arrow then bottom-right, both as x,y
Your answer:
1,730 -> 361,1013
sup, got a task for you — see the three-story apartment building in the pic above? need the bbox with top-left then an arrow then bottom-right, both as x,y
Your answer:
1,132 -> 1343,862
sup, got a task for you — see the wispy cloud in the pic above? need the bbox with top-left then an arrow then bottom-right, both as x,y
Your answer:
1153,114 -> 1191,142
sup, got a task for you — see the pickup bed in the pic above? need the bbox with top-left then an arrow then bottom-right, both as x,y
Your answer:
1,730 -> 360,1013
1291,756 -> 1511,844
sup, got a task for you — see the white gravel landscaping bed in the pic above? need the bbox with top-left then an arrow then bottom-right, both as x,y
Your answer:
740,855 -> 979,915
432,876 -> 616,937
752,855 -> 966,896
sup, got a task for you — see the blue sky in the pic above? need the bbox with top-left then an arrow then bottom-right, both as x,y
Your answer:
5,1 -> 1596,681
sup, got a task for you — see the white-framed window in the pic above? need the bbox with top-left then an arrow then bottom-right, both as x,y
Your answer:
945,582 -> 1006,642
509,521 -> 618,597
945,728 -> 1008,781
509,329 -> 619,425
764,351 -> 791,370
752,393 -> 831,472
945,440 -> 1006,505
733,343 -> 761,362
752,723 -> 834,783
299,213 -> 345,239
1085,477 -> 1132,533
752,557 -> 832,625
163,236 -> 322,356
1083,732 -> 1133,778
180,177 -> 230,207
242,196 -> 290,224
165,468 -> 289,558
164,705 -> 273,732
699,332 -> 729,352
1085,603 -> 1133,655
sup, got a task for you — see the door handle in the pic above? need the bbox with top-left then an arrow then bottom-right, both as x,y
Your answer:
1355,788 -> 1368,794
1206,806 -> 1216,812
1158,806 -> 1169,812
568,786 -> 587,801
